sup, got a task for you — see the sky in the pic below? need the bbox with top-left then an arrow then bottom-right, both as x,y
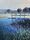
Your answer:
0,0 -> 30,9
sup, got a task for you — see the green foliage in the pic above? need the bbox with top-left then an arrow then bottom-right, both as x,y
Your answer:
0,29 -> 30,40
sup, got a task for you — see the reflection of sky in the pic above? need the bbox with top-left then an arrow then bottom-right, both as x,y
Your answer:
0,18 -> 30,33
0,18 -> 17,33
0,0 -> 30,9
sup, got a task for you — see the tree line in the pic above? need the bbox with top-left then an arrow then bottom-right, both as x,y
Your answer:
6,7 -> 30,13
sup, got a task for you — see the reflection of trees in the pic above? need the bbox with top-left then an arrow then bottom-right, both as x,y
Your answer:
11,19 -> 30,28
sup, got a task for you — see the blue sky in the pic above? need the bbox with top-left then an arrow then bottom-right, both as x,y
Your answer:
0,0 -> 30,9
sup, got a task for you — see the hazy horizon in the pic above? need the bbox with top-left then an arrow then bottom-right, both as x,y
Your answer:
0,0 -> 30,9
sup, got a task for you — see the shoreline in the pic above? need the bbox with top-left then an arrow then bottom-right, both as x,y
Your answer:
0,13 -> 30,18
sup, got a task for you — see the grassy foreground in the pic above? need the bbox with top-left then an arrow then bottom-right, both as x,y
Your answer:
0,29 -> 30,40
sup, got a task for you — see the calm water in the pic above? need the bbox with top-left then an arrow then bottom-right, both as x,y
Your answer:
0,18 -> 17,33
0,18 -> 30,33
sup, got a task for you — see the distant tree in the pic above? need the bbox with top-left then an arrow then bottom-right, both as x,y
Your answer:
23,7 -> 29,12
17,8 -> 22,13
7,9 -> 10,13
28,8 -> 30,12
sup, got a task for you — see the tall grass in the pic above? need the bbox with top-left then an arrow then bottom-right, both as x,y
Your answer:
0,28 -> 30,40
